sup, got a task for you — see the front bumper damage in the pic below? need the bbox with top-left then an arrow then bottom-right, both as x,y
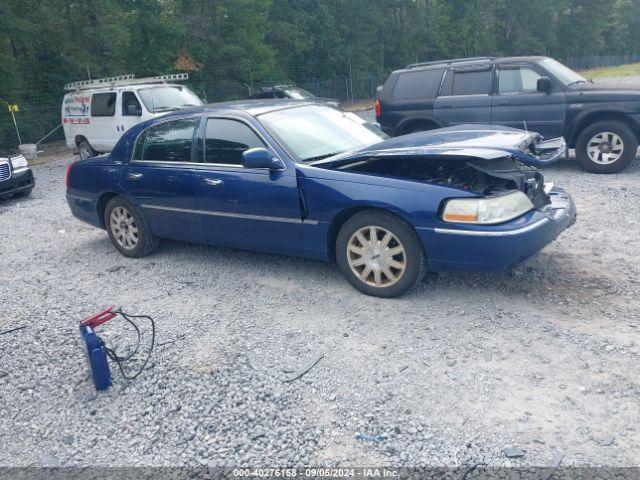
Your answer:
419,188 -> 576,271
521,136 -> 567,166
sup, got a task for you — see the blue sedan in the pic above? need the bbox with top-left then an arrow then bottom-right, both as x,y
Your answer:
66,101 -> 576,297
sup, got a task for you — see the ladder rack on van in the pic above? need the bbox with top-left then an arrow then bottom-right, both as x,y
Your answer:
64,73 -> 189,92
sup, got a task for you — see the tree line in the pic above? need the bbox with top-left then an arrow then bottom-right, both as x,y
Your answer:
1,0 -> 639,144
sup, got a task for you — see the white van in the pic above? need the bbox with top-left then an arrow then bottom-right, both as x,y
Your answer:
62,74 -> 203,159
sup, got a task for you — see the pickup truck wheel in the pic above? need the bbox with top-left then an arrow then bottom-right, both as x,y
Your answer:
78,140 -> 96,160
104,197 -> 159,257
336,211 -> 425,298
576,120 -> 637,173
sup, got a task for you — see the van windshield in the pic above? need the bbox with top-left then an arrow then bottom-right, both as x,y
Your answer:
138,86 -> 203,113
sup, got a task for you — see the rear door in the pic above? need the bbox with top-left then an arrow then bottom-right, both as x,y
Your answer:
381,68 -> 444,134
193,116 -> 302,253
434,66 -> 493,126
491,64 -> 566,138
119,116 -> 204,243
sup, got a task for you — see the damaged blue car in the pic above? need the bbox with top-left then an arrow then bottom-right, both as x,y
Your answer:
66,101 -> 576,297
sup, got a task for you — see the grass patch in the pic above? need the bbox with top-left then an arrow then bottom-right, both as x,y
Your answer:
578,63 -> 640,79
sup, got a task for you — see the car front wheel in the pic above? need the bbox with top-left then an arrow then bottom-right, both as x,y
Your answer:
104,197 -> 159,257
336,210 -> 426,297
576,120 -> 637,173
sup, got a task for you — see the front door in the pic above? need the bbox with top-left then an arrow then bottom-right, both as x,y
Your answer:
491,65 -> 566,138
119,91 -> 144,136
119,116 -> 204,243
434,66 -> 493,126
88,91 -> 118,151
193,117 -> 302,254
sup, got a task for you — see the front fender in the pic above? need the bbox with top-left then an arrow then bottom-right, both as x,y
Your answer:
299,167 -> 476,229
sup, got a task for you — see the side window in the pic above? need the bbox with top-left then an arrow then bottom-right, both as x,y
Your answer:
91,92 -> 116,117
392,69 -> 444,100
450,69 -> 492,96
137,118 -> 199,162
498,67 -> 543,94
133,131 -> 146,161
204,118 -> 266,165
122,91 -> 142,116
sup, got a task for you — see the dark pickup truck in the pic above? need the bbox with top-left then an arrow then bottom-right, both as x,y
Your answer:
376,56 -> 640,173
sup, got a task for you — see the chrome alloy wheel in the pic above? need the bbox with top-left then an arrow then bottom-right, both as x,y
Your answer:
347,226 -> 406,287
587,132 -> 624,164
109,206 -> 139,250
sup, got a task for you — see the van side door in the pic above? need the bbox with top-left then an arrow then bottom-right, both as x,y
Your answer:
89,92 -> 118,151
491,64 -> 566,138
119,91 -> 145,135
434,66 -> 493,126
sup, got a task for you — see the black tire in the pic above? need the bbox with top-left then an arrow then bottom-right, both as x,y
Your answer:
336,210 -> 426,298
78,139 -> 97,160
104,197 -> 159,257
575,120 -> 637,173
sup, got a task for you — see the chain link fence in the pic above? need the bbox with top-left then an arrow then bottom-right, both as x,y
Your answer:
0,70 -> 383,150
1,53 -> 637,151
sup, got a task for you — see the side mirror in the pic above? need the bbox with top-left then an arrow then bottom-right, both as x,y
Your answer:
537,77 -> 553,93
127,104 -> 142,116
242,147 -> 285,170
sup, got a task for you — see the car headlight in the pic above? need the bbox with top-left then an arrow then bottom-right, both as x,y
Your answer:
442,191 -> 534,225
11,155 -> 29,170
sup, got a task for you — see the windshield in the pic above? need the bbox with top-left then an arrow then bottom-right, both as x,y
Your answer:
138,86 -> 203,113
538,58 -> 586,86
259,105 -> 387,162
285,88 -> 315,99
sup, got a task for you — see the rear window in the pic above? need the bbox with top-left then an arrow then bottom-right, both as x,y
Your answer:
135,118 -> 199,162
441,69 -> 492,96
391,69 -> 443,100
91,92 -> 116,116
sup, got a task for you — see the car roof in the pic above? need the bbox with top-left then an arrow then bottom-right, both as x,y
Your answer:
395,55 -> 549,74
168,99 -> 320,117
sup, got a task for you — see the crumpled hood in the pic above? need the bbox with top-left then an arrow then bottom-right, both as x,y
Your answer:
311,125 -> 540,166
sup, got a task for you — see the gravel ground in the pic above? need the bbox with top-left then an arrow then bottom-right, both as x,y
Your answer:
1,115 -> 639,473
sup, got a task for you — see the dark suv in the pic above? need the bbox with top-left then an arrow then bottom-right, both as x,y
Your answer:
376,56 -> 640,173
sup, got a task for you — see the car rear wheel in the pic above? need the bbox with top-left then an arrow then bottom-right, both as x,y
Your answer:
336,210 -> 426,297
104,197 -> 159,257
78,140 -> 97,160
576,120 -> 637,173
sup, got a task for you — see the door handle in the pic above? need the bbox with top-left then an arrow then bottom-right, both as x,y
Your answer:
439,104 -> 452,109
202,178 -> 223,187
127,173 -> 143,180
